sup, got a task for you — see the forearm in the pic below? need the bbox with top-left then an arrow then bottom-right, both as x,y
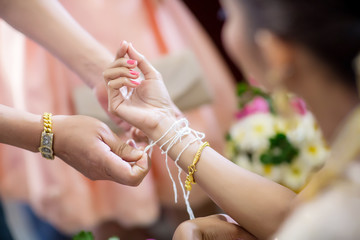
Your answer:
151,117 -> 296,239
0,105 -> 42,152
0,0 -> 113,88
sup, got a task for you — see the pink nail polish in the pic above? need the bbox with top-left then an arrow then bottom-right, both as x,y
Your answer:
127,59 -> 137,65
130,70 -> 140,75
130,80 -> 140,85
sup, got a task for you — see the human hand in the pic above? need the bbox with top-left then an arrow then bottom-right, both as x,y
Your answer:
93,80 -> 132,131
52,114 -> 149,186
173,214 -> 257,240
103,41 -> 178,137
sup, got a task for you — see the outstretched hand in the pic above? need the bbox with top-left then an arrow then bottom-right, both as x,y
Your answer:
103,41 -> 178,136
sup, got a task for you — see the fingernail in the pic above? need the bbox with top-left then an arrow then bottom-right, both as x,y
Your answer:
134,149 -> 143,157
127,59 -> 137,65
130,70 -> 140,76
126,139 -> 138,149
130,80 -> 140,85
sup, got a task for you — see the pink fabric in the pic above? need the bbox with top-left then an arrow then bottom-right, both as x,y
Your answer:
0,0 -> 236,233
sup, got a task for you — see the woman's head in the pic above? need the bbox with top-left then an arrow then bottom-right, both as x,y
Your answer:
221,0 -> 360,91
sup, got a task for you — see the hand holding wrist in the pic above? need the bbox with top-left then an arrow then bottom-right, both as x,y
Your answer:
51,115 -> 150,185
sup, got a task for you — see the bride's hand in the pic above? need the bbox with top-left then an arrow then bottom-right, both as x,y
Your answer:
103,41 -> 177,137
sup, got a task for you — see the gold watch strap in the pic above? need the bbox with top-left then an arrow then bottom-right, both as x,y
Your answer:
39,113 -> 54,160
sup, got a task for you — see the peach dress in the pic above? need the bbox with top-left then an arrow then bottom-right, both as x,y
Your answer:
0,0 -> 236,233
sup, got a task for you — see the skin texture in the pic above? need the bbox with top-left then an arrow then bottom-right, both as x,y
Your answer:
0,104 -> 149,185
0,0 -> 128,127
104,1 -> 359,238
0,0 -> 151,186
104,42 -> 296,239
173,214 -> 257,240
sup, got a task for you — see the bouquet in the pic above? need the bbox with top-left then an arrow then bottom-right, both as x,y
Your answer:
226,84 -> 329,192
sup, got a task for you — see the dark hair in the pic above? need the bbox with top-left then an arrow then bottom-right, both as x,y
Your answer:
239,0 -> 360,88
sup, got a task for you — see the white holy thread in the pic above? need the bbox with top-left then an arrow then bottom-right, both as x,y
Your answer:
143,118 -> 206,219
144,118 -> 189,202
158,125 -> 192,203
174,131 -> 205,219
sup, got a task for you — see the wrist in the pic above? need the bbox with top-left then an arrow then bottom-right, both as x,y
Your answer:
146,114 -> 177,142
147,116 -> 203,169
51,115 -> 68,157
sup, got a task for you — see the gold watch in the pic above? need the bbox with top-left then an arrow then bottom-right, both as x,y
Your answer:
39,112 -> 54,160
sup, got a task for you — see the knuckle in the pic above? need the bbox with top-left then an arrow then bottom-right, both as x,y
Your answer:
108,80 -> 116,89
116,142 -> 129,155
104,165 -> 112,178
102,70 -> 111,79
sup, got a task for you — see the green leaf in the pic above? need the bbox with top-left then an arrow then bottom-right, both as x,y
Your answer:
225,133 -> 232,141
236,83 -> 249,97
260,133 -> 299,165
73,231 -> 94,240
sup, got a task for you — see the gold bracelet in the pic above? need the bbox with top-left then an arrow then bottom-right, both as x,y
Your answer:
185,141 -> 210,191
39,112 -> 54,160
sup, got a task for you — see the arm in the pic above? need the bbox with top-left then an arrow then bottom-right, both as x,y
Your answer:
0,0 -> 112,88
0,104 -> 149,186
104,43 -> 296,239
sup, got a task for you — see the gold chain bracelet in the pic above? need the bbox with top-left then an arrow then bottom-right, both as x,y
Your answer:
185,141 -> 210,191
39,112 -> 54,160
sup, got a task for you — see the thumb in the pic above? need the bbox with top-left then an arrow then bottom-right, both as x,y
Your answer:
127,43 -> 160,80
107,133 -> 144,162
93,83 -> 131,129
115,40 -> 130,59
115,141 -> 144,162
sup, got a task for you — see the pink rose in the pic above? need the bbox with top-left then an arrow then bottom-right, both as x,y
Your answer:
235,96 -> 270,119
291,97 -> 307,115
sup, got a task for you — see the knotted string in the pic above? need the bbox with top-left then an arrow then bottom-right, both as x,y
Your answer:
144,118 -> 205,219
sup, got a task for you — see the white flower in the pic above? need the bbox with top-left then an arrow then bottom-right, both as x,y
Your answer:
286,113 -> 323,147
282,159 -> 312,191
228,107 -> 329,192
229,113 -> 276,152
299,141 -> 329,168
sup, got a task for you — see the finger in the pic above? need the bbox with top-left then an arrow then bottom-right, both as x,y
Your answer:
109,58 -> 138,69
94,83 -> 132,129
127,43 -> 161,80
126,139 -> 138,149
103,67 -> 140,81
112,140 -> 144,162
130,127 -> 148,143
115,40 -> 130,59
105,136 -> 150,185
108,77 -> 141,89
103,149 -> 149,186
